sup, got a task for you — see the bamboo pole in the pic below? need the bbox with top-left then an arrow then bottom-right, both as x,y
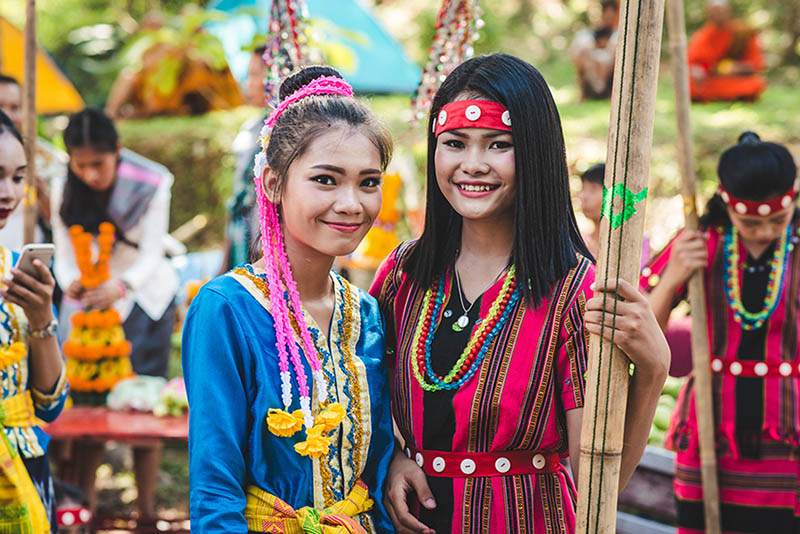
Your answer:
575,0 -> 665,532
22,0 -> 37,245
666,0 -> 722,532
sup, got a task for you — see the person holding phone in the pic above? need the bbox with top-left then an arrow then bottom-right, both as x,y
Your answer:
0,110 -> 68,532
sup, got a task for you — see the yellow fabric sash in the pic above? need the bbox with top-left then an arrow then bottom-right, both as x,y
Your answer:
0,391 -> 49,534
244,479 -> 373,534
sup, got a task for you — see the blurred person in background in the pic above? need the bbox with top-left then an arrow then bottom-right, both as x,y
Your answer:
219,45 -> 268,274
0,74 -> 68,250
50,108 -> 178,519
687,0 -> 766,102
0,109 -> 68,533
569,1 -> 619,100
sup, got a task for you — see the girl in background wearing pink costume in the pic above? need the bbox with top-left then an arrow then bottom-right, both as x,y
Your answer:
645,131 -> 800,533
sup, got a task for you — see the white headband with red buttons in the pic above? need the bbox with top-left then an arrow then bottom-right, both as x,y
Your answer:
433,100 -> 512,137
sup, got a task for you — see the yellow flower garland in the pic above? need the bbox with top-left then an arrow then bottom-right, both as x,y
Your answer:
267,403 -> 347,458
0,342 -> 27,369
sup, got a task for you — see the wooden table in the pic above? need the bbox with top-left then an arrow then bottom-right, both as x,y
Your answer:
46,406 -> 189,533
45,406 -> 188,442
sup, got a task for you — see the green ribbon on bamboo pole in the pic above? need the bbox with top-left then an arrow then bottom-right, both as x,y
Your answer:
601,183 -> 648,229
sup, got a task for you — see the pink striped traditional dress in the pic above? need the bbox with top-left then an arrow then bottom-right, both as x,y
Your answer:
370,243 -> 594,534
642,218 -> 800,533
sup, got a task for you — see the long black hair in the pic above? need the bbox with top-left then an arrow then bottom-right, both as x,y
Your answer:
404,53 -> 591,306
0,110 -> 22,145
60,108 -> 120,233
699,131 -> 798,228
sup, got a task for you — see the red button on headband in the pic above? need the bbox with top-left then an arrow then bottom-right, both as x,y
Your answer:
433,100 -> 512,137
719,184 -> 797,217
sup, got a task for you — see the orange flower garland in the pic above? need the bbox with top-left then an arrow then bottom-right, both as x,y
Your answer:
65,224 -> 135,395
69,223 -> 114,289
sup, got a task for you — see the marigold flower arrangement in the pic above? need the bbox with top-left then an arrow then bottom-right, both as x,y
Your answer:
64,224 -> 135,396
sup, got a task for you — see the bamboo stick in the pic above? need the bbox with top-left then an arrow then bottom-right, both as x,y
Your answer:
575,0 -> 665,532
666,0 -> 722,532
22,0 -> 37,245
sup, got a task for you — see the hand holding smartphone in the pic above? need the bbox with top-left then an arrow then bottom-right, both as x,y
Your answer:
15,243 -> 55,279
2,244 -> 56,325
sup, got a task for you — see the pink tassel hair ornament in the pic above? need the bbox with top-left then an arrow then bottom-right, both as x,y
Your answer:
253,75 -> 354,428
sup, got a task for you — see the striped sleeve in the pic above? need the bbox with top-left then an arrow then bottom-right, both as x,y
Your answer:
557,261 -> 594,411
369,246 -> 400,312
31,366 -> 69,423
369,241 -> 416,320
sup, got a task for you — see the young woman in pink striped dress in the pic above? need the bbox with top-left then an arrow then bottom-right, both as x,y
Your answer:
645,131 -> 800,533
371,53 -> 670,534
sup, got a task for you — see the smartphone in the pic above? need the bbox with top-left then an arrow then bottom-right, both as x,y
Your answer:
15,243 -> 55,278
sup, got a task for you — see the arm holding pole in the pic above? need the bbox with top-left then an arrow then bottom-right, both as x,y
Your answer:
575,0 -> 667,531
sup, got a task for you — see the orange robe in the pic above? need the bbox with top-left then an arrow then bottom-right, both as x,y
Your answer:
687,21 -> 766,102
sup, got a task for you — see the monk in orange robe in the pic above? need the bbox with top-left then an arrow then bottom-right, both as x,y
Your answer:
687,0 -> 766,102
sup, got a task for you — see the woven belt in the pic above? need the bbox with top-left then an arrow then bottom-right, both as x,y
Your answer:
710,358 -> 800,378
405,445 -> 561,478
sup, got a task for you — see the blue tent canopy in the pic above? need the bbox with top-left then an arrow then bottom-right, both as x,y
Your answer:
205,0 -> 421,94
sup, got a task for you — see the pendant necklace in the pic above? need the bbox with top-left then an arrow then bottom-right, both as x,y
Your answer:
452,262 -> 509,332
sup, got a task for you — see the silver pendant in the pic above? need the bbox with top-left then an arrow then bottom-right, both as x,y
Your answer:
452,314 -> 469,332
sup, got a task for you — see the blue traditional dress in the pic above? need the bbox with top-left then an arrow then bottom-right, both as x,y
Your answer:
0,245 -> 69,533
183,265 -> 394,533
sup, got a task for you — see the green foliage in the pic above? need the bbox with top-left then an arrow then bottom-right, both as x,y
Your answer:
114,6 -> 230,101
4,0 -> 217,107
155,442 -> 190,512
390,0 -> 799,76
116,107 -> 255,249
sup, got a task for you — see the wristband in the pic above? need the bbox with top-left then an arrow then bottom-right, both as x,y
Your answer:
28,318 -> 59,339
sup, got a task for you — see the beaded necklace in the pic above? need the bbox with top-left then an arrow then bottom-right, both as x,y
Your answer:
411,266 -> 519,391
723,223 -> 791,330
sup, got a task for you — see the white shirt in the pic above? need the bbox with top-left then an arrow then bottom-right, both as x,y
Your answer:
51,164 -> 178,321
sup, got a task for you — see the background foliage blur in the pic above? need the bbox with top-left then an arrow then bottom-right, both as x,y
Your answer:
3,0 -> 799,250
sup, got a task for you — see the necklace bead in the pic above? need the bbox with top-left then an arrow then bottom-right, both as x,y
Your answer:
411,266 -> 519,391
723,224 -> 791,330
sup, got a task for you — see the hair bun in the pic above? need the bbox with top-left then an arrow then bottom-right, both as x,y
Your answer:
278,66 -> 344,101
737,131 -> 761,145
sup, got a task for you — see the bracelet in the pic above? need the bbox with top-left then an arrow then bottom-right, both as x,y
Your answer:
28,318 -> 59,339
